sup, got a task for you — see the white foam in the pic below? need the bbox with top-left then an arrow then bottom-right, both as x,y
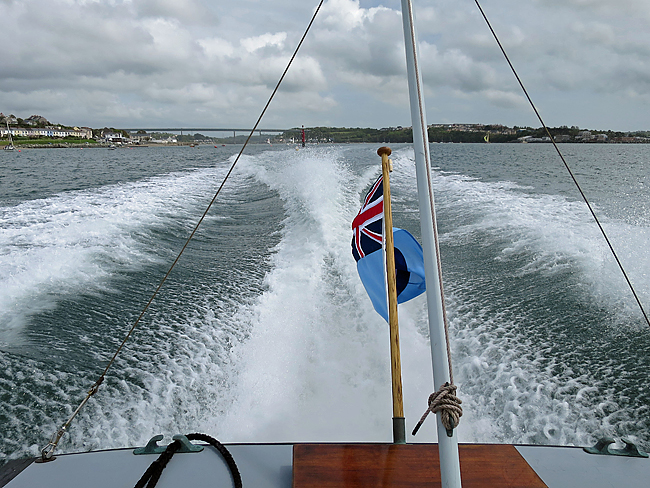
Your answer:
386,146 -> 650,446
206,146 -> 650,446
4,145 -> 648,458
0,166 -> 230,343
188,148 -> 439,443
416,153 -> 650,321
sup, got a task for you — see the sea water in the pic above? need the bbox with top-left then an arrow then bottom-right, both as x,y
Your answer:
0,143 -> 649,463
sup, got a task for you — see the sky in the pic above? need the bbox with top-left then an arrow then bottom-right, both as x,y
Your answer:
1,0 -> 650,131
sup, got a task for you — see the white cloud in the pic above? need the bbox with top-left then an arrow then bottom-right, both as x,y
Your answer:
241,33 -> 288,53
320,0 -> 369,30
140,18 -> 199,62
199,37 -> 236,59
1,0 -> 650,130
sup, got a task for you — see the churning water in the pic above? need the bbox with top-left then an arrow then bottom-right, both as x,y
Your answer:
1,143 -> 649,463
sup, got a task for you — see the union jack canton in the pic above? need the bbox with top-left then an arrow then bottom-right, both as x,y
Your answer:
352,175 -> 383,262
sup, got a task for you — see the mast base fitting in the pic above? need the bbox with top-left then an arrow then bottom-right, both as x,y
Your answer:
393,417 -> 406,445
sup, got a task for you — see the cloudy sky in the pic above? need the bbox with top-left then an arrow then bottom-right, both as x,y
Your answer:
1,0 -> 650,131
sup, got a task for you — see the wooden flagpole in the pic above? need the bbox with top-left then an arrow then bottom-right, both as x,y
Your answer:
378,146 -> 406,444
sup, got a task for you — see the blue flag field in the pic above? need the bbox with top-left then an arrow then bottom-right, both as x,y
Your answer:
352,175 -> 426,321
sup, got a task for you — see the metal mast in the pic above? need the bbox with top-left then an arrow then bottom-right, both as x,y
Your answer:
399,0 -> 462,486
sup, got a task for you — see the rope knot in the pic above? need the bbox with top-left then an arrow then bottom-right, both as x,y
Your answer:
412,382 -> 462,438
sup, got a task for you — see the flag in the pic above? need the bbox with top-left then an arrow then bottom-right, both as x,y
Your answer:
352,176 -> 426,321
352,175 -> 384,261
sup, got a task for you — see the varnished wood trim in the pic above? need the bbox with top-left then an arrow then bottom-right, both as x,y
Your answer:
293,444 -> 547,488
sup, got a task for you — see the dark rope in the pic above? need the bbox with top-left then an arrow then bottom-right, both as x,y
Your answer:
134,440 -> 181,488
133,434 -> 242,488
187,433 -> 242,488
473,0 -> 650,329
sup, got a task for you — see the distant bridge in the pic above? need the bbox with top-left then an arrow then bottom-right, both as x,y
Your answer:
122,128 -> 291,143
123,128 -> 290,135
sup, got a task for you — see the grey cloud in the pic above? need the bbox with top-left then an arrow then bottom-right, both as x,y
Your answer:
1,0 -> 650,130
536,0 -> 650,18
135,0 -> 218,24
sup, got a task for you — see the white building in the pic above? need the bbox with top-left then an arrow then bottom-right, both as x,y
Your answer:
0,126 -> 93,139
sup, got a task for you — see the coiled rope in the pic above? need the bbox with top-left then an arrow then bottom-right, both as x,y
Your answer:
134,433 -> 241,488
40,0 -> 325,462
412,382 -> 462,438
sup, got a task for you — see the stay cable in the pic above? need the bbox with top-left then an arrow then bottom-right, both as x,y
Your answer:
40,0 -> 326,461
473,0 -> 650,329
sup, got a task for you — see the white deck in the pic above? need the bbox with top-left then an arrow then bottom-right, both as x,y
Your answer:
3,443 -> 650,488
3,444 -> 292,488
517,445 -> 650,488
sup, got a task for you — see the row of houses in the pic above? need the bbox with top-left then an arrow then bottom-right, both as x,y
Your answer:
431,123 -> 519,135
101,132 -> 178,144
519,131 -> 610,143
0,126 -> 93,139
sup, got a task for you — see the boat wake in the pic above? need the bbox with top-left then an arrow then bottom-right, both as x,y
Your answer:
0,145 -> 648,463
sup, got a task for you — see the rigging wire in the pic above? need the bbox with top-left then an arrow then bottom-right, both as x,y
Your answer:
402,0 -> 463,439
473,0 -> 650,329
403,0 -> 455,386
40,0 -> 326,462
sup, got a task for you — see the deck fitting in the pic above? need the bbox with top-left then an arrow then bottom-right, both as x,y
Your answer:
133,434 -> 204,455
584,437 -> 648,458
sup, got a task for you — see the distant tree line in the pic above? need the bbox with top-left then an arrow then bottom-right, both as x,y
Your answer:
282,126 -> 500,143
280,125 -> 647,144
281,126 -> 414,143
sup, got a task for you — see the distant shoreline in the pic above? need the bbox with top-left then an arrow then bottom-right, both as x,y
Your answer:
1,142 -> 224,149
4,123 -> 650,146
4,141 -> 650,150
